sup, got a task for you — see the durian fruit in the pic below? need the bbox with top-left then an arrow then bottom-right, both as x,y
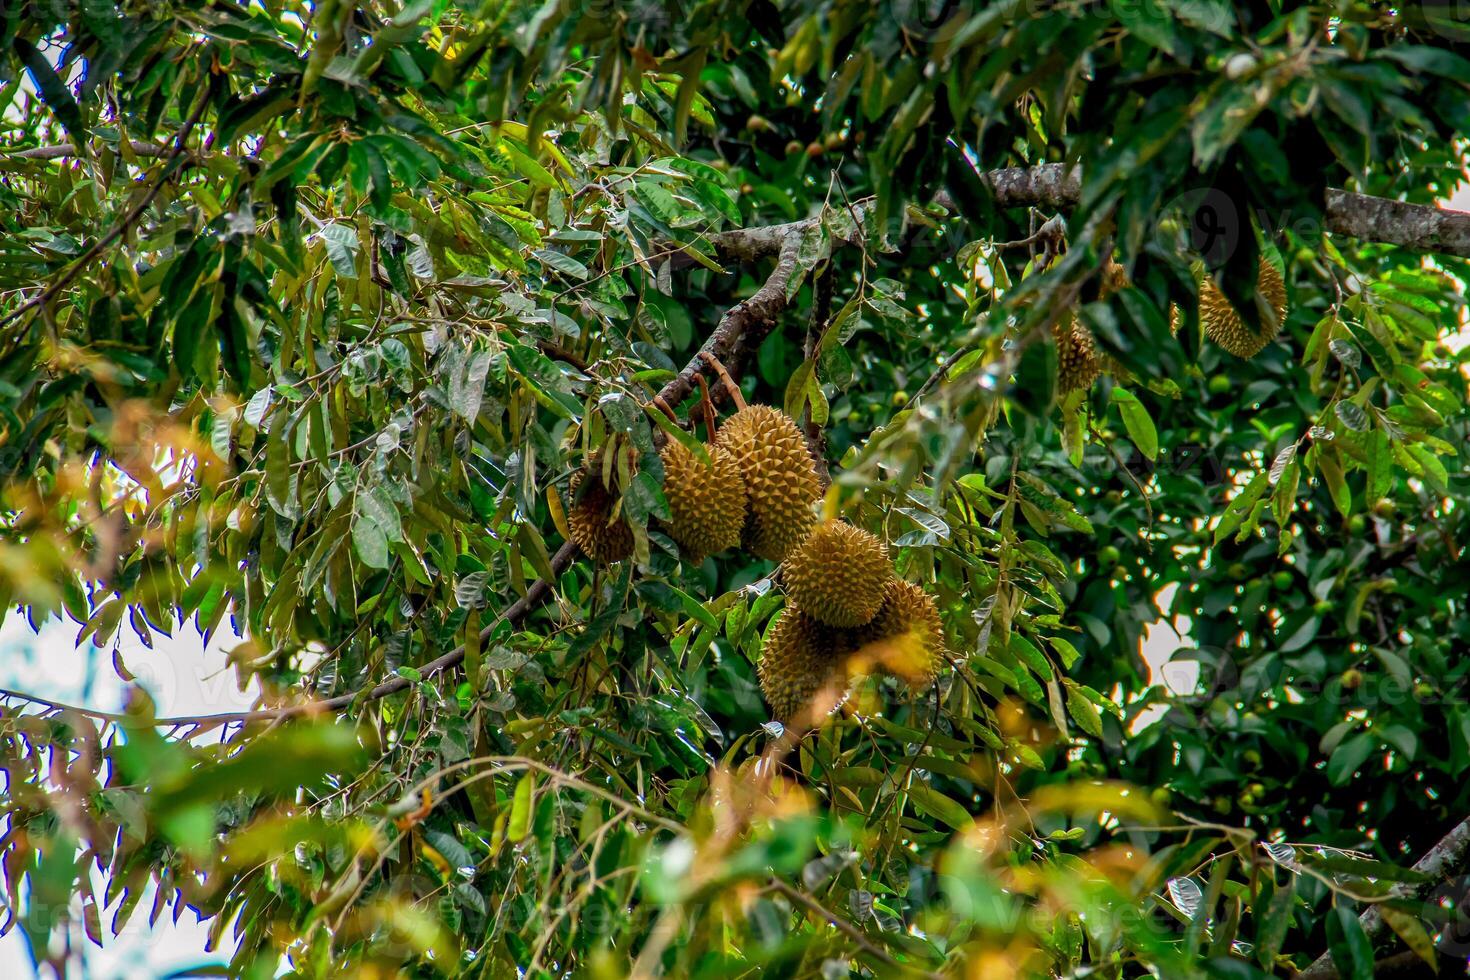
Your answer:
1053,315 -> 1102,393
660,439 -> 746,561
1199,257 -> 1288,358
1100,259 -> 1130,298
716,405 -> 821,561
782,521 -> 891,628
568,468 -> 634,564
757,607 -> 851,724
852,579 -> 945,688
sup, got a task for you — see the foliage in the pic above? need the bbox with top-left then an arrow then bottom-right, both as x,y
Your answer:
2,1 -> 1470,977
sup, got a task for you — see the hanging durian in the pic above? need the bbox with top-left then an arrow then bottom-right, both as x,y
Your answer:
782,521 -> 891,628
853,580 -> 945,688
716,405 -> 821,561
568,467 -> 634,564
1053,314 -> 1102,394
757,606 -> 851,724
660,438 -> 746,561
1199,257 -> 1288,358
1100,259 -> 1130,298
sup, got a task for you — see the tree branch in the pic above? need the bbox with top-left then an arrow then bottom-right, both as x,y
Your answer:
1297,811 -> 1470,979
961,163 -> 1470,257
659,200 -> 868,411
8,141 -> 172,160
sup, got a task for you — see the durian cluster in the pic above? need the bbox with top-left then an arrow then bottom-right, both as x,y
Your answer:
568,404 -> 820,566
1058,255 -> 1292,395
761,521 -> 945,725
1053,259 -> 1128,394
567,403 -> 946,727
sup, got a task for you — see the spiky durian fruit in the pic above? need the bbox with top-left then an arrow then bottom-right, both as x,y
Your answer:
852,580 -> 945,688
716,406 -> 821,561
1100,259 -> 1130,298
1053,315 -> 1102,393
757,607 -> 851,724
660,439 -> 746,561
568,468 -> 634,564
782,521 -> 891,628
1199,257 -> 1288,358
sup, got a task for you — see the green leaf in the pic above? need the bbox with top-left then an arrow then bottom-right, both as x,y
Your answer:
669,584 -> 720,632
352,507 -> 391,569
1010,634 -> 1054,680
906,783 -> 972,831
1110,387 -> 1158,461
508,774 -> 534,843
783,360 -> 816,422
1327,905 -> 1375,980
1327,733 -> 1377,786
1065,683 -> 1104,737
535,249 -> 590,280
319,223 -> 360,278
14,38 -> 89,150
1213,472 -> 1269,545
1380,905 -> 1439,971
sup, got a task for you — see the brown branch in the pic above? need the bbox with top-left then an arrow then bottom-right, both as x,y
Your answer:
8,141 -> 172,160
1296,811 -> 1470,979
946,163 -> 1470,257
768,878 -> 943,979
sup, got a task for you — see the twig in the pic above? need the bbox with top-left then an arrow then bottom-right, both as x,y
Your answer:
697,351 -> 747,410
768,878 -> 942,978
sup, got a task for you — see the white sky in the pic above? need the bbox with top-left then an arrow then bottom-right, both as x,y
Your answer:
0,614 -> 256,978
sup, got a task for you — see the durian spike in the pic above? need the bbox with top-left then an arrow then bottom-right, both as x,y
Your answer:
698,351 -> 748,411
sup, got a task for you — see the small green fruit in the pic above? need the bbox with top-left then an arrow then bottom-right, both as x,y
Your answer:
1414,681 -> 1434,700
1347,514 -> 1367,534
891,390 -> 909,408
1340,669 -> 1363,691
1150,787 -> 1171,807
1227,562 -> 1250,581
1207,375 -> 1232,395
1272,570 -> 1293,590
1313,599 -> 1333,615
1098,546 -> 1121,566
1373,498 -> 1397,518
784,140 -> 804,156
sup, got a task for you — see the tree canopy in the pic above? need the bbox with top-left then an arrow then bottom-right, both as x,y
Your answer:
3,1 -> 1470,977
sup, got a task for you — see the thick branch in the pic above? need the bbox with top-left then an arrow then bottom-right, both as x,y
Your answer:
969,163 -> 1470,257
9,141 -> 171,160
658,201 -> 868,411
1297,811 -> 1470,979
